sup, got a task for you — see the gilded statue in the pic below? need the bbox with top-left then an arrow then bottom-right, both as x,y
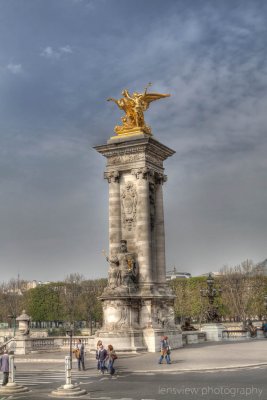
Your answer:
107,83 -> 170,136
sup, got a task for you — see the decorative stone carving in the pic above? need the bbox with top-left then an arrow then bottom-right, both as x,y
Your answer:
104,170 -> 120,183
145,153 -> 163,167
102,300 -> 130,330
108,153 -> 145,166
156,302 -> 176,328
155,172 -> 167,185
131,167 -> 154,180
121,182 -> 137,231
104,240 -> 138,295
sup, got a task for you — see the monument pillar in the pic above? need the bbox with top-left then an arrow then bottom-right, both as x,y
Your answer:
94,86 -> 182,352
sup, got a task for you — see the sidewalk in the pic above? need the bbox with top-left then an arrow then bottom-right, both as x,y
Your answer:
14,339 -> 267,373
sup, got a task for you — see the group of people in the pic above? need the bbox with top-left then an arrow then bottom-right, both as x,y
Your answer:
95,340 -> 117,375
72,339 -> 117,376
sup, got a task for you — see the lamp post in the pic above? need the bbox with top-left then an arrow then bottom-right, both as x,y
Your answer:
66,326 -> 74,369
200,273 -> 222,322
7,314 -> 17,337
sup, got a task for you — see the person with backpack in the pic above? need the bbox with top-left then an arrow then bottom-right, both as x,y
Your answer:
158,336 -> 171,364
107,344 -> 117,376
75,339 -> 85,371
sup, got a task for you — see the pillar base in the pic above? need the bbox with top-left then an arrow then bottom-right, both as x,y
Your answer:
95,329 -> 147,352
0,382 -> 29,394
143,328 -> 182,352
200,323 -> 225,341
51,383 -> 87,397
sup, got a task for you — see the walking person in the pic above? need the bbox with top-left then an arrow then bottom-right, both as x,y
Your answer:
0,350 -> 9,386
96,343 -> 107,374
158,336 -> 171,364
75,339 -> 85,371
262,320 -> 267,338
107,344 -> 117,376
95,340 -> 103,372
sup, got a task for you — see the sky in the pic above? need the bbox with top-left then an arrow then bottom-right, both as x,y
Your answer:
0,0 -> 266,282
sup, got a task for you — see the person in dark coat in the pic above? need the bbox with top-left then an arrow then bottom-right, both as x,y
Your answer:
75,339 -> 85,371
0,350 -> 9,386
96,343 -> 107,374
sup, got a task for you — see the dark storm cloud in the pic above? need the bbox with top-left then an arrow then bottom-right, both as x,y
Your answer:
0,0 -> 266,280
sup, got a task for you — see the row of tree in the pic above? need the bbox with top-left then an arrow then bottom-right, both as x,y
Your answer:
0,274 -> 107,330
0,261 -> 266,329
170,261 -> 267,323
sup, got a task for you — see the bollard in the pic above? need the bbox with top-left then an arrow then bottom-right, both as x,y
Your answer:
64,355 -> 73,389
9,355 -> 15,384
51,355 -> 86,397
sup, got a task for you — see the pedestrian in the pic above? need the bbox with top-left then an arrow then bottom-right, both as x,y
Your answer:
0,350 -> 9,386
95,340 -> 103,372
262,320 -> 267,338
107,344 -> 117,376
75,339 -> 85,371
96,343 -> 107,374
158,336 -> 171,364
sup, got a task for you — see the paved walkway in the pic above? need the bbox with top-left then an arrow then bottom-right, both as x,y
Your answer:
14,339 -> 267,373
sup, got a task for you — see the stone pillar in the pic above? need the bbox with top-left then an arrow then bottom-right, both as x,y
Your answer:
94,136 -> 181,352
133,168 -> 153,285
104,170 -> 121,257
155,174 -> 167,284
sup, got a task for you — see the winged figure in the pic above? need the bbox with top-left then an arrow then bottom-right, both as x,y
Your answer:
107,84 -> 170,135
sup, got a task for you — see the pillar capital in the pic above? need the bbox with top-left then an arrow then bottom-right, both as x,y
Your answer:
131,167 -> 154,180
104,170 -> 120,183
155,172 -> 167,185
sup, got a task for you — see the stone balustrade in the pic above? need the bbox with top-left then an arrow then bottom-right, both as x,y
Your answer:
182,331 -> 207,345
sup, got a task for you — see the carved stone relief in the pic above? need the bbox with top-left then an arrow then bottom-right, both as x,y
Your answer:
156,301 -> 176,328
108,153 -> 144,166
121,182 -> 137,231
102,300 -> 130,330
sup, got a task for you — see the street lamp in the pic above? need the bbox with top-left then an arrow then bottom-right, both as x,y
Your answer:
66,326 -> 74,369
200,273 -> 222,322
7,314 -> 17,337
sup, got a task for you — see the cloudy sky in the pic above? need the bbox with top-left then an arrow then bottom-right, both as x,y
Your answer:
0,0 -> 266,282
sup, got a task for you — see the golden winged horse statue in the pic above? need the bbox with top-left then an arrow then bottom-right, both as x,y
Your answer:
107,83 -> 170,136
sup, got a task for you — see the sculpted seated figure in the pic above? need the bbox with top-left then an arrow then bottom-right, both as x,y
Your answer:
246,320 -> 257,338
105,240 -> 138,293
181,318 -> 197,331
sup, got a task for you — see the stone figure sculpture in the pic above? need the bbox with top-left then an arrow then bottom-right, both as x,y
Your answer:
104,240 -> 138,293
107,83 -> 170,135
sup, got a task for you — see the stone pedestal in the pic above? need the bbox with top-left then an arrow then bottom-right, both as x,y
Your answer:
13,336 -> 32,355
95,134 -> 181,352
51,384 -> 87,398
201,323 -> 225,341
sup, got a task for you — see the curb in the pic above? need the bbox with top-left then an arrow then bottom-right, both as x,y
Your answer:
131,363 -> 267,374
14,358 -> 267,372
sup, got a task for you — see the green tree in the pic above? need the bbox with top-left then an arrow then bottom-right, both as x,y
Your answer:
24,283 -> 65,322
